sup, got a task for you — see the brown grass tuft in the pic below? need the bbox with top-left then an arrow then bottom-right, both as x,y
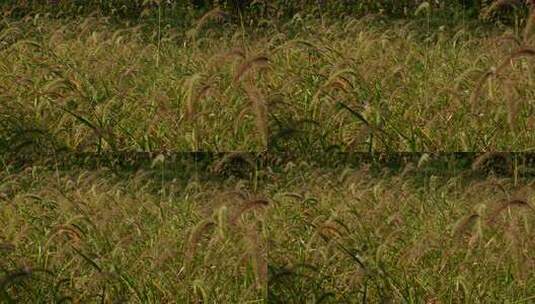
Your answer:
481,0 -> 523,20
452,214 -> 480,237
207,48 -> 246,71
184,73 -> 203,121
243,83 -> 269,147
184,220 -> 216,266
470,48 -> 535,113
318,222 -> 344,239
495,48 -> 535,75
487,199 -> 535,224
503,79 -> 519,131
233,55 -> 270,84
188,7 -> 228,42
244,226 -> 267,291
230,199 -> 269,226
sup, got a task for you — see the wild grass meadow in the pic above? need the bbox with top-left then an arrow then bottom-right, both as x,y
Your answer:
1,1 -> 535,303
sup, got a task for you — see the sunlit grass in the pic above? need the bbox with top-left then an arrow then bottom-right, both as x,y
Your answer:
2,6 -> 535,303
1,156 -> 534,302
0,160 -> 268,302
2,12 -> 535,154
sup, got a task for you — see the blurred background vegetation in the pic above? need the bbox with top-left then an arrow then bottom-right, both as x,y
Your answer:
1,0 -> 532,24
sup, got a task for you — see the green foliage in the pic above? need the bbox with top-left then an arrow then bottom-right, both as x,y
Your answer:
3,9 -> 535,156
1,157 -> 534,302
1,0 -> 530,21
2,1 -> 535,303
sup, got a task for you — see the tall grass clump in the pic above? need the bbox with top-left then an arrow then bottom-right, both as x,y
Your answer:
4,4 -> 535,155
267,161 -> 535,303
0,163 -> 269,302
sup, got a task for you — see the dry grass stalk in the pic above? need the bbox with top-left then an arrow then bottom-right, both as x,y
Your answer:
487,199 -> 535,224
245,226 -> 267,291
452,214 -> 481,237
45,224 -> 83,249
503,79 -> 519,131
188,7 -> 227,42
318,222 -> 344,239
229,199 -> 269,226
207,48 -> 246,71
243,83 -> 269,147
470,69 -> 495,113
470,48 -> 535,113
233,106 -> 252,136
495,48 -> 535,75
184,73 -> 202,121
481,0 -> 523,20
184,220 -> 216,266
184,74 -> 213,121
233,55 -> 270,84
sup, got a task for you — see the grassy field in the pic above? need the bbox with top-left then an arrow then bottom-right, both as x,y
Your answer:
268,158 -> 535,303
2,10 -> 535,154
1,155 -> 535,302
1,4 -> 535,303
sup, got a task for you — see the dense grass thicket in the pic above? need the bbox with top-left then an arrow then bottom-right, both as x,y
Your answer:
2,0 -> 531,21
2,8 -> 535,154
1,155 -> 534,302
0,161 -> 267,302
1,1 -> 535,303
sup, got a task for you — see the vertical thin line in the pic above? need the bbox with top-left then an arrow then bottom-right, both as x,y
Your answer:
157,1 -> 162,67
